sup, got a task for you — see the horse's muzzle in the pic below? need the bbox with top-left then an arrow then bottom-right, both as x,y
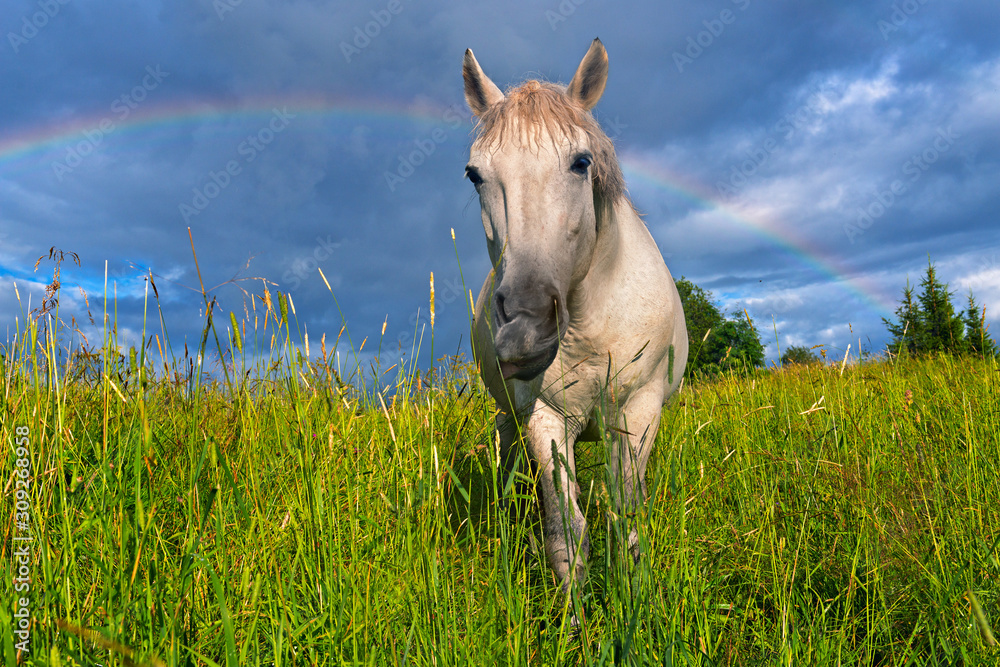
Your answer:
497,340 -> 560,381
492,284 -> 565,381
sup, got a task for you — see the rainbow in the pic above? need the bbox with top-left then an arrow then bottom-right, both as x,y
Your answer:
621,153 -> 896,317
0,93 -> 470,180
0,96 -> 895,317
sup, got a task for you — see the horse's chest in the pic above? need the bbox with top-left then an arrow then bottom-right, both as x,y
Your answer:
521,359 -> 642,427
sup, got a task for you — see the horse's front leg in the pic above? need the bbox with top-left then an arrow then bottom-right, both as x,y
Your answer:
525,406 -> 588,590
608,383 -> 664,561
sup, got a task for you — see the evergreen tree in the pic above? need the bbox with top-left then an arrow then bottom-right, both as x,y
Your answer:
962,290 -> 997,356
883,280 -> 923,356
916,257 -> 964,352
884,256 -> 996,358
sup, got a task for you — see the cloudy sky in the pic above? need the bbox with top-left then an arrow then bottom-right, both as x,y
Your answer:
2,0 -> 998,373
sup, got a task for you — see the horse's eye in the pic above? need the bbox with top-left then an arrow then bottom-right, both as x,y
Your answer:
465,167 -> 483,186
570,155 -> 592,175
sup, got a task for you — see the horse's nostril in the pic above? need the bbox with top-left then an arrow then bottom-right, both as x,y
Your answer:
495,292 -> 509,325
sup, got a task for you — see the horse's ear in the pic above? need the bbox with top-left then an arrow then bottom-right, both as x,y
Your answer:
566,38 -> 608,111
464,49 -> 505,117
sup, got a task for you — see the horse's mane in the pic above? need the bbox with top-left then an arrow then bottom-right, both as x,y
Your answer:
471,80 -> 628,208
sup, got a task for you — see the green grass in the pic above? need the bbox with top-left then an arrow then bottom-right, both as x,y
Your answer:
2,278 -> 999,666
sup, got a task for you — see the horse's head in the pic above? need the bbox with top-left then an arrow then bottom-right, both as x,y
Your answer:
463,39 -> 625,381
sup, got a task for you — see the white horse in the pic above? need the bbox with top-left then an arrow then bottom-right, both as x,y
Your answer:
463,39 -> 688,591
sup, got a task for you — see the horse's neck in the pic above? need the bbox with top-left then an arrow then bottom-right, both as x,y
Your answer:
569,198 -> 631,316
592,198 -> 633,274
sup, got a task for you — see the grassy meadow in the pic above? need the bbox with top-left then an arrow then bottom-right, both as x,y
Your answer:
2,276 -> 999,666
